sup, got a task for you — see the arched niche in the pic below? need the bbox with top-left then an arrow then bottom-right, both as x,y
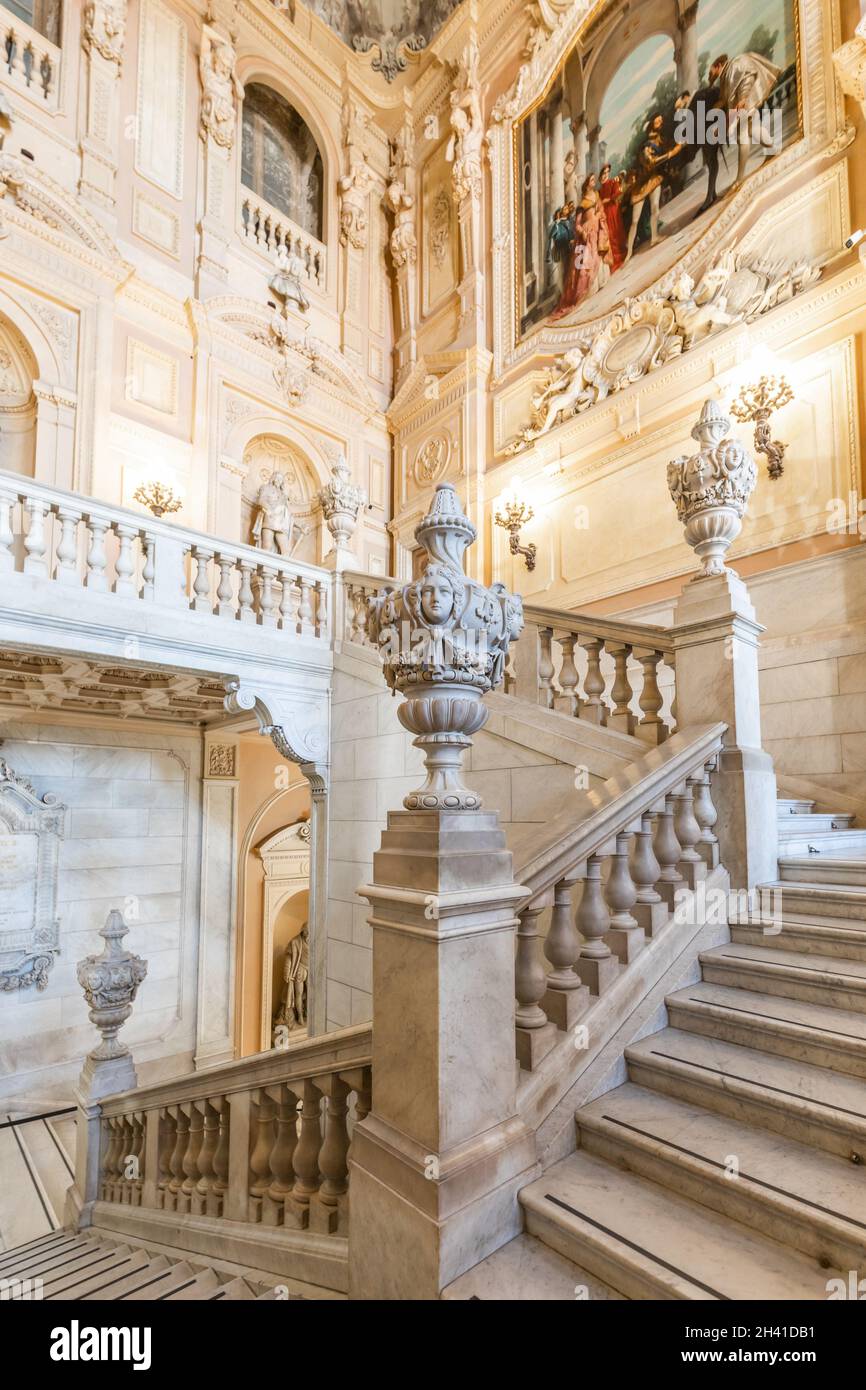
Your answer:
259,821 -> 311,1046
241,81 -> 325,242
0,310 -> 38,478
239,431 -> 323,565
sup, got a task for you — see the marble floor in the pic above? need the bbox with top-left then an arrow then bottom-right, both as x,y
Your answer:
0,1109 -> 76,1254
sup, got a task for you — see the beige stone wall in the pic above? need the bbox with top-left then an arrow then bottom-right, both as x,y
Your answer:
0,717 -> 203,1104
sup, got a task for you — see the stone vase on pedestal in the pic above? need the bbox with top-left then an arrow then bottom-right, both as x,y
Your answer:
317,452 -> 367,571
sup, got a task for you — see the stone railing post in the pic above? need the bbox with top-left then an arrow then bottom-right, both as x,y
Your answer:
667,399 -> 777,888
348,483 -> 535,1300
65,910 -> 148,1229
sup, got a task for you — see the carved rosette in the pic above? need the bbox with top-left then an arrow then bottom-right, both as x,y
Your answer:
667,400 -> 757,579
367,484 -> 523,811
318,452 -> 367,550
76,910 -> 147,1061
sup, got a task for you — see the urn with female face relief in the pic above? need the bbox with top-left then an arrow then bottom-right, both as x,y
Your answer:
667,399 -> 758,579
367,483 -> 524,810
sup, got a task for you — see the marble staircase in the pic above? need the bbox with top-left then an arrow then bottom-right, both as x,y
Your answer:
0,1107 -> 77,1255
0,1228 -> 284,1300
449,797 -> 866,1300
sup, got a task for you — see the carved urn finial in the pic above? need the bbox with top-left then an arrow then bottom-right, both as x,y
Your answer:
366,483 -> 524,811
318,451 -> 367,559
76,910 -> 147,1062
667,399 -> 757,579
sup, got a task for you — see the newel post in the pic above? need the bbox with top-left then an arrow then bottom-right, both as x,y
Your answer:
348,483 -> 536,1300
667,400 -> 778,888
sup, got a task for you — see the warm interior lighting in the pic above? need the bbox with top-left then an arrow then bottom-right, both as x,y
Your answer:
494,485 -> 537,571
729,352 -> 793,481
133,480 -> 183,518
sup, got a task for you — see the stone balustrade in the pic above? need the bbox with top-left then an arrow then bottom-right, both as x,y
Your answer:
510,723 -> 725,1070
340,570 -> 393,647
1,5 -> 60,111
239,191 -> 327,290
511,608 -> 677,744
0,471 -> 330,642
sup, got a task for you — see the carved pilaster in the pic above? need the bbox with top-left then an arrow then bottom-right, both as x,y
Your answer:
79,2 -> 127,210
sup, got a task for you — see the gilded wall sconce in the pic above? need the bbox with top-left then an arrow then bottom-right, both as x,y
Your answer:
133,481 -> 183,518
730,372 -> 793,481
494,486 -> 537,571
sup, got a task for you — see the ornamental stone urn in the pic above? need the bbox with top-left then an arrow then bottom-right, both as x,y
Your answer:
366,482 -> 524,810
318,451 -> 367,567
667,399 -> 758,578
77,909 -> 147,1063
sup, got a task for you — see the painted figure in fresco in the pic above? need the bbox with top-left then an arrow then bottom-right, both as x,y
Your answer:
274,924 -> 309,1032
598,163 -> 626,271
715,50 -> 782,188
623,113 -> 683,262
551,173 -> 611,319
680,59 -> 726,213
546,201 -> 575,275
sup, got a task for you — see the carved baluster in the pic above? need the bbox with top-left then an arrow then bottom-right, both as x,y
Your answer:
542,875 -> 589,1030
248,1091 -> 276,1221
266,1085 -> 299,1219
631,813 -> 667,936
23,495 -> 48,576
664,651 -> 677,733
504,646 -> 516,695
167,1105 -> 189,1208
194,1099 -> 218,1216
156,1109 -> 176,1209
315,580 -> 328,637
85,516 -> 109,591
576,854 -> 617,994
112,523 -> 138,597
129,1112 -> 145,1204
141,538 -> 155,601
215,554 -> 234,617
604,831 -> 643,963
580,637 -> 606,724
653,796 -> 685,908
258,564 -> 278,628
538,627 -> 555,709
607,643 -> 634,733
343,582 -> 357,641
290,1080 -> 323,1215
55,507 -> 81,585
297,575 -> 314,633
675,779 -> 706,888
341,1066 -> 371,1177
317,1075 -> 351,1225
190,546 -> 212,612
100,1117 -> 119,1200
636,650 -> 666,744
693,761 -> 720,868
180,1102 -> 203,1212
515,904 -> 555,1069
0,490 -> 16,573
238,561 -> 255,623
557,635 -> 581,717
211,1098 -> 229,1216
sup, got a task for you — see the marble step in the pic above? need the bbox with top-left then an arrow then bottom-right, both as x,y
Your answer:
162,1268 -> 222,1299
777,799 -> 816,816
699,943 -> 866,1014
520,1149 -> 841,1300
2,1234 -> 102,1282
667,981 -> 866,1079
780,856 -> 866,887
760,881 -> 866,923
210,1275 -> 264,1300
0,1227 -> 71,1272
731,914 -> 866,962
44,1247 -> 154,1300
625,1028 -> 866,1161
576,1083 -> 866,1274
773,813 -> 854,834
778,832 -> 866,857
442,1231 -> 625,1301
122,1260 -> 199,1300
79,1254 -> 172,1300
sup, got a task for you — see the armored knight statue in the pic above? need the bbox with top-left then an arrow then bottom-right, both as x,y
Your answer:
251,470 -> 311,556
273,923 -> 309,1033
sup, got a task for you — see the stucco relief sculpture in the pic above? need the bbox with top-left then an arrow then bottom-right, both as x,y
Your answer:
252,470 -> 311,556
505,245 -> 820,453
366,483 -> 523,811
339,99 -> 377,250
447,37 -> 485,204
77,910 -> 147,1061
83,1 -> 127,66
199,22 -> 244,150
832,16 -> 866,120
385,123 -> 417,269
0,759 -> 65,992
0,91 -> 12,158
269,244 -> 310,315
274,923 -> 309,1032
317,452 -> 367,555
667,398 -> 757,578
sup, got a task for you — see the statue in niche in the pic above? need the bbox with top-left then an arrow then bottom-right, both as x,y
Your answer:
268,243 -> 310,315
251,470 -> 311,556
199,23 -> 244,150
273,923 -> 309,1032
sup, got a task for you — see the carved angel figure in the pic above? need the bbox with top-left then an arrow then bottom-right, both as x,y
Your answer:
446,38 -> 485,203
199,26 -> 244,150
507,347 -> 594,451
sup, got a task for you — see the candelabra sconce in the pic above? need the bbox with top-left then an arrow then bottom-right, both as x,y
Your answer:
494,486 -> 537,571
133,481 -> 182,518
730,373 -> 793,481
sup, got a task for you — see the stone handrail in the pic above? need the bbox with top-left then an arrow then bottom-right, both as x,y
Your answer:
90,1025 -> 371,1252
0,469 -> 331,641
239,188 -> 327,291
510,721 -> 726,1070
0,4 -> 61,112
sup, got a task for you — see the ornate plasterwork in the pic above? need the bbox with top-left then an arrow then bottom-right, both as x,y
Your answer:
0,758 -> 66,993
0,154 -> 123,263
207,743 -> 237,777
833,18 -> 866,119
199,20 -> 243,150
505,246 -> 822,453
83,2 -> 128,67
339,98 -> 377,251
414,433 -> 452,485
446,36 -> 485,205
0,652 -> 229,723
487,0 -> 852,378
